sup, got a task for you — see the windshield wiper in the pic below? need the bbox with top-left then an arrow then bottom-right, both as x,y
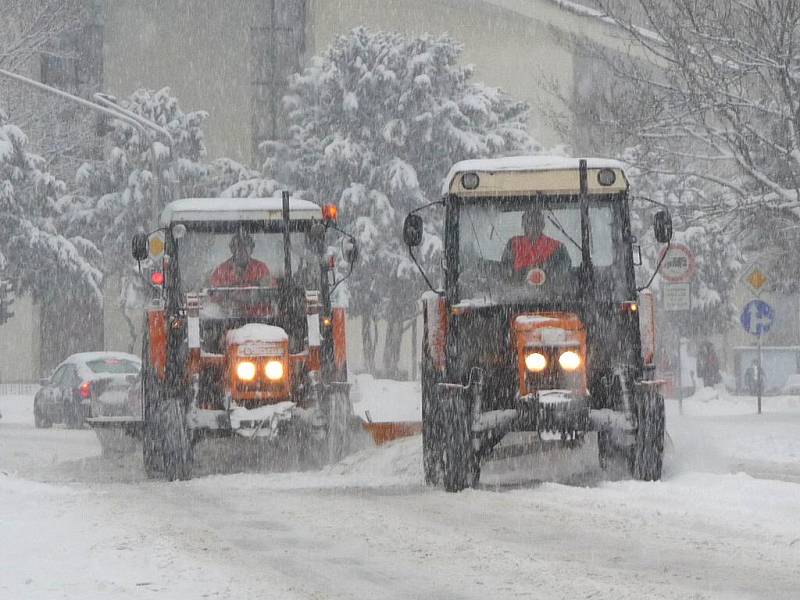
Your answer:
466,213 -> 494,302
545,208 -> 582,253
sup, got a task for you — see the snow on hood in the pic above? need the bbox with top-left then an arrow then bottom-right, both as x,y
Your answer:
226,324 -> 288,346
515,315 -> 558,326
441,155 -> 627,195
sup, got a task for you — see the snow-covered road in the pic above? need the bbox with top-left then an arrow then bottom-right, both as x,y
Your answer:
1,389 -> 799,599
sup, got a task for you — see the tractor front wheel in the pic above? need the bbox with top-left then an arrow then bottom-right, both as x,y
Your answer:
632,389 -> 665,481
325,388 -> 353,464
160,396 -> 193,481
440,387 -> 475,493
421,351 -> 443,485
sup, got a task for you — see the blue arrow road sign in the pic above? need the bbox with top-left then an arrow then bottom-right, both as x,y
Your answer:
740,299 -> 775,336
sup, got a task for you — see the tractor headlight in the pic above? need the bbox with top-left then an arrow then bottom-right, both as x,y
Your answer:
236,361 -> 257,381
265,360 -> 284,381
525,352 -> 547,372
558,351 -> 581,371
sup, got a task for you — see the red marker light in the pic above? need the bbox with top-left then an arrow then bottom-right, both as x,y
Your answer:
151,271 -> 165,286
322,203 -> 338,222
79,381 -> 91,399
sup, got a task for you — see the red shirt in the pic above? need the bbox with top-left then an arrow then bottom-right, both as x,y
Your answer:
210,258 -> 270,287
510,235 -> 563,272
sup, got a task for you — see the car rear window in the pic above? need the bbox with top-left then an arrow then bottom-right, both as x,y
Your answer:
86,358 -> 140,374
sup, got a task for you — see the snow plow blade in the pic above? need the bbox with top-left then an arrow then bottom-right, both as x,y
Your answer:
361,420 -> 422,445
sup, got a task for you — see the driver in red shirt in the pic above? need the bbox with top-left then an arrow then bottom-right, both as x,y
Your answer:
210,231 -> 271,288
502,208 -> 570,278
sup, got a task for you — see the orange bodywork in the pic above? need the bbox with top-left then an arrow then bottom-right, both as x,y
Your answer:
147,310 -> 167,380
332,307 -> 348,372
226,339 -> 291,404
425,295 -> 448,372
513,312 -> 587,396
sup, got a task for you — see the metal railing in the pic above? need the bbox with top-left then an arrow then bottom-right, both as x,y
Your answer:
0,382 -> 38,395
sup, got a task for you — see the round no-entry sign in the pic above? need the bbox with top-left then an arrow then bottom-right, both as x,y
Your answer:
659,243 -> 695,283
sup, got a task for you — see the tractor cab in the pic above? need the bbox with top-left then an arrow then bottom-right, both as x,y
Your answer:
404,156 -> 672,491
120,193 -> 356,480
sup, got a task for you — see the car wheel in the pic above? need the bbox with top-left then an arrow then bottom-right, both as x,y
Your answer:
34,398 -> 52,429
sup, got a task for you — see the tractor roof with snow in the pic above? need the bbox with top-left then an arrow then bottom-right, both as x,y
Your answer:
159,196 -> 324,225
442,155 -> 629,197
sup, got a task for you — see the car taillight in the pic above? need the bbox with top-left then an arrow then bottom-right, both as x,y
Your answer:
79,381 -> 91,399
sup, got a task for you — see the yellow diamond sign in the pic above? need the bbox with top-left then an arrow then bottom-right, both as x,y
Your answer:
742,264 -> 768,296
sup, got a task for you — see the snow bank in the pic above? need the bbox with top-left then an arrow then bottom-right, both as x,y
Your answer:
0,393 -> 34,425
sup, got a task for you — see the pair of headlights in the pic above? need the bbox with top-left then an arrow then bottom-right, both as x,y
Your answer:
236,360 -> 284,381
525,350 -> 581,372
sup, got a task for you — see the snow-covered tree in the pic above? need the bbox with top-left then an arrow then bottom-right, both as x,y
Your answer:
0,0 -> 86,71
259,27 -> 536,374
563,1 -> 800,214
0,107 -> 102,306
62,88 -> 251,350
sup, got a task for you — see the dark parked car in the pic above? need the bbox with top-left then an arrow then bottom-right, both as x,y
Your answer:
34,352 -> 141,429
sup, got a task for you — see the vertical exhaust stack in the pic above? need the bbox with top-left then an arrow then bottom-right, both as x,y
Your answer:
282,190 -> 293,282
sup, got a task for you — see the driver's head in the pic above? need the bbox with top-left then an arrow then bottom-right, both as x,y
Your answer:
522,208 -> 545,240
230,231 -> 255,268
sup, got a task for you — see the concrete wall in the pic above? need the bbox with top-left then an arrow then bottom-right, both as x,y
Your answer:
0,295 -> 41,382
104,0 -> 271,164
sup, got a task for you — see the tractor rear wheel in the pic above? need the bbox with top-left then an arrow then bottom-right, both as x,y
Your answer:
440,387 -> 474,493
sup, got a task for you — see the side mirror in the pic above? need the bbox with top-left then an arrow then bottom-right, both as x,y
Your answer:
39,377 -> 49,387
309,223 -> 326,255
403,214 -> 423,247
654,210 -> 673,243
344,239 -> 359,265
132,233 -> 148,261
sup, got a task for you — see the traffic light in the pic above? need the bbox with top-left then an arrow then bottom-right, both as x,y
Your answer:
0,279 -> 15,325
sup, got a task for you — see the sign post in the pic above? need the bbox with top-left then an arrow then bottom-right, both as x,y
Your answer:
740,298 -> 774,414
660,243 -> 695,414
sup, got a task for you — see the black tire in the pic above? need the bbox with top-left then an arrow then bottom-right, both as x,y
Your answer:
325,388 -> 352,464
65,397 -> 84,429
421,345 -> 443,485
598,391 -> 665,481
440,388 -> 474,493
34,399 -> 51,429
160,395 -> 193,481
632,390 -> 665,481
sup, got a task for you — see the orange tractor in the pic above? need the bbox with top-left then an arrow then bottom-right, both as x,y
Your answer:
403,157 -> 671,491
91,193 -> 358,480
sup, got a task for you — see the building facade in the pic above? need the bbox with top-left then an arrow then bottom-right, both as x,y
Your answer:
1,0 -> 655,380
